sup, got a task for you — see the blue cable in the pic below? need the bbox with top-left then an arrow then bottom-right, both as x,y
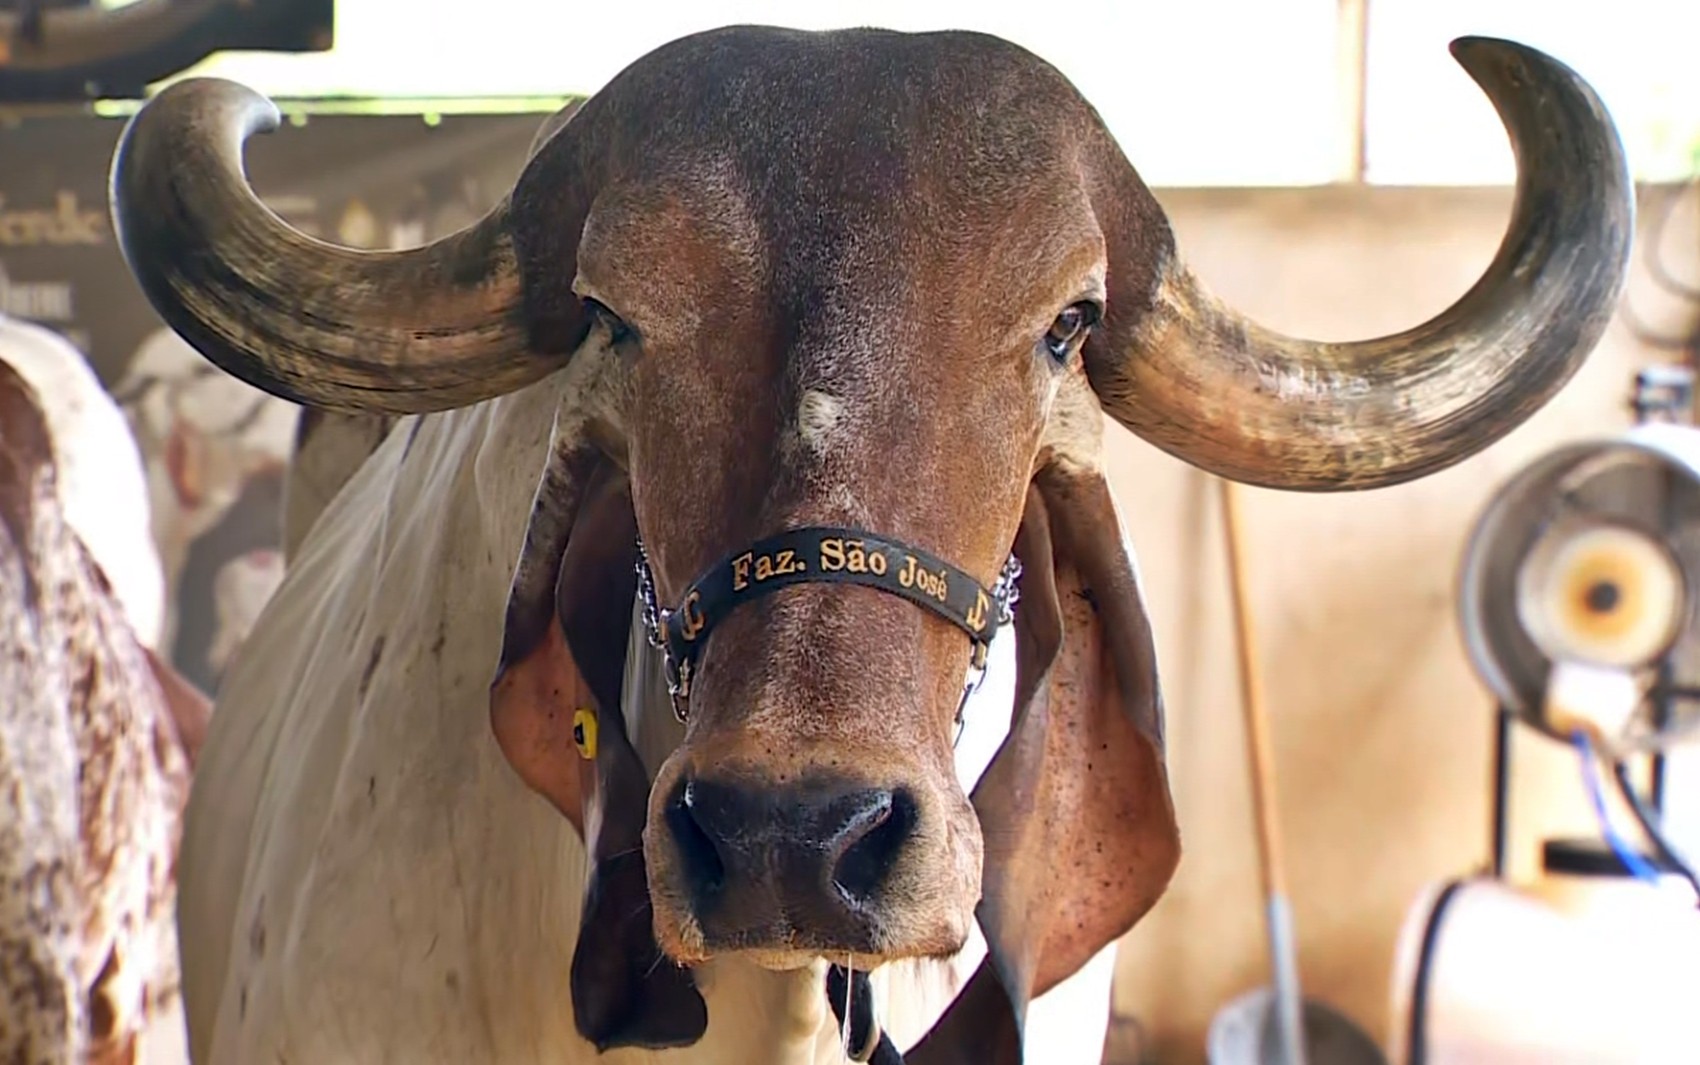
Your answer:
1572,729 -> 1665,887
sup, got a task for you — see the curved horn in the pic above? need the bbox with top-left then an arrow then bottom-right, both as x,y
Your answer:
110,77 -> 555,415
1088,37 -> 1634,491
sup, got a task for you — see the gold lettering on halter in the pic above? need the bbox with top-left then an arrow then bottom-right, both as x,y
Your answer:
819,537 -> 889,577
731,548 -> 805,592
821,538 -> 845,571
897,555 -> 950,602
965,589 -> 990,632
678,590 -> 707,641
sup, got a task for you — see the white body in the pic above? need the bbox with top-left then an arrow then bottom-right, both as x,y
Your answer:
180,365 -> 1117,1063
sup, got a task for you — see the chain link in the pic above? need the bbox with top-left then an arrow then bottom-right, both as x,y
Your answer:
990,553 -> 1023,626
634,539 -> 665,650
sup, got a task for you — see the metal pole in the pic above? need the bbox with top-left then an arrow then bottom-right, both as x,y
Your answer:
1491,703 -> 1513,878
1220,480 -> 1309,1065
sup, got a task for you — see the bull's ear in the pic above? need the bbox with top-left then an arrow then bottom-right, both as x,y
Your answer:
489,437 -> 607,833
489,460 -> 707,1051
906,468 -> 1181,1063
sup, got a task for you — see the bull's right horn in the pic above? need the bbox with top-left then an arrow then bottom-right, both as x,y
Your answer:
109,77 -> 551,416
1087,37 -> 1635,492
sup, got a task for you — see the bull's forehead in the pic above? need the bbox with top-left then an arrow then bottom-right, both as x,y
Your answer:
570,27 -> 1109,341
573,151 -> 1106,374
598,26 -> 1089,196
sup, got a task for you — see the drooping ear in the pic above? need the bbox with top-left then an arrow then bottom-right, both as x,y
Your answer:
489,449 -> 707,1052
905,465 -> 1181,1063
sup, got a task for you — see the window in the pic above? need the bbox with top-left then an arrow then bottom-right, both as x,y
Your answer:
1365,0 -> 1700,184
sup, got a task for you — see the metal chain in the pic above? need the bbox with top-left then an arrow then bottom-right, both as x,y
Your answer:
990,553 -> 1023,626
952,552 -> 1025,745
635,538 -> 692,721
634,539 -> 664,650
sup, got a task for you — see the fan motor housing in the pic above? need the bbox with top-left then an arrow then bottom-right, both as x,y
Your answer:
1459,423 -> 1700,750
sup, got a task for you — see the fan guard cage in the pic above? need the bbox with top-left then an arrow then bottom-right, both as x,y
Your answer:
1459,423 -> 1700,753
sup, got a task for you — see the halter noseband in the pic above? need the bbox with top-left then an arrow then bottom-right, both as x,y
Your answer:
635,526 -> 1022,725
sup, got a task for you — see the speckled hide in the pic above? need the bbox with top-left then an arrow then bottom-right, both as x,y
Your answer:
0,331 -> 193,1064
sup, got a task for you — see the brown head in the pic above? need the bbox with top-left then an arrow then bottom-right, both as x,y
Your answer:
108,24 -> 1632,1056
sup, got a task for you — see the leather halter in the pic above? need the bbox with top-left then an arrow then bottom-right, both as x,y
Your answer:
636,526 -> 1022,724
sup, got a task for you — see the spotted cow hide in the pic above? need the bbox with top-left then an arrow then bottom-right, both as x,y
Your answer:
0,323 -> 204,1064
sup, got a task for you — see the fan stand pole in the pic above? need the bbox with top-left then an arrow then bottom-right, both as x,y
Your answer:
1491,703 -> 1513,879
1650,659 -> 1673,815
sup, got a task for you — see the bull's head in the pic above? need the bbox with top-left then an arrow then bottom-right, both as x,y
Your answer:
109,25 -> 1631,1060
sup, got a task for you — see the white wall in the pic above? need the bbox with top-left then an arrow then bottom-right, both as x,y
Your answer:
159,1 -> 1700,185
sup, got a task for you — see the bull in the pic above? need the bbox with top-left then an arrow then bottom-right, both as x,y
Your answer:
0,314 -> 209,1063
106,25 -> 1631,1063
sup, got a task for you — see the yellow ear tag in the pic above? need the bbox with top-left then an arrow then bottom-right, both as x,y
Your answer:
572,707 -> 598,760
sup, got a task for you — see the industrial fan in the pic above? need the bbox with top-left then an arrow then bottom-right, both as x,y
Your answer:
1388,368 -> 1700,1064
1459,416 -> 1700,759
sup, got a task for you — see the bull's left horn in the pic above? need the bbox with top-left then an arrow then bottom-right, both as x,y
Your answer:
110,77 -> 550,416
1087,37 -> 1634,491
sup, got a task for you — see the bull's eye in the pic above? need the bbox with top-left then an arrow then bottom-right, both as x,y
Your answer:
583,297 -> 634,345
1042,301 -> 1101,364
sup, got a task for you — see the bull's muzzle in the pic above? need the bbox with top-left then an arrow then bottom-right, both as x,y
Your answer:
638,525 -> 1010,963
662,771 -> 918,950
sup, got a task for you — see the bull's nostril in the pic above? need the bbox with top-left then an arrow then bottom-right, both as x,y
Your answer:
667,780 -> 726,898
832,789 -> 917,906
667,775 -> 924,948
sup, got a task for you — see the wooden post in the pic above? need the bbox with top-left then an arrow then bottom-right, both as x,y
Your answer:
1336,0 -> 1370,183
